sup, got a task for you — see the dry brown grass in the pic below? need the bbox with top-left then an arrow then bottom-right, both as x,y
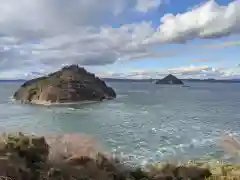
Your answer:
45,133 -> 105,162
218,134 -> 240,159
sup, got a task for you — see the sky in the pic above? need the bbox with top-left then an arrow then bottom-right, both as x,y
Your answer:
0,0 -> 239,79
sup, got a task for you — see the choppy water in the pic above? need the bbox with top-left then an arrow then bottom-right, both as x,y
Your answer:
0,81 -> 240,165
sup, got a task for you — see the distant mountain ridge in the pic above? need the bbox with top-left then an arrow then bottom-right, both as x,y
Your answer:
1,78 -> 240,83
103,78 -> 240,83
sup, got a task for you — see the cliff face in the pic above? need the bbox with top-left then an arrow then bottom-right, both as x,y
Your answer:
13,65 -> 116,104
156,74 -> 184,85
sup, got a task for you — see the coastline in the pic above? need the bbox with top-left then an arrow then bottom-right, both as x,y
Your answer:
9,96 -> 103,106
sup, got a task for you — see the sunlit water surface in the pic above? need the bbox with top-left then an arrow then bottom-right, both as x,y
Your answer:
1,81 -> 240,165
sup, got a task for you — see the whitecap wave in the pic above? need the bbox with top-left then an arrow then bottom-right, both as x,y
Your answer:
127,90 -> 150,94
8,96 -> 16,103
11,98 -> 102,107
116,94 -> 128,98
32,99 -> 101,106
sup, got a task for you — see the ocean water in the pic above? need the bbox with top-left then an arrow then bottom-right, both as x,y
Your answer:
1,81 -> 240,165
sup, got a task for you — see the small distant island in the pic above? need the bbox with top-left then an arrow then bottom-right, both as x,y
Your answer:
13,65 -> 117,105
155,74 -> 184,85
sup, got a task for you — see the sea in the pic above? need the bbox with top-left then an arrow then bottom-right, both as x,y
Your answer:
0,80 -> 240,166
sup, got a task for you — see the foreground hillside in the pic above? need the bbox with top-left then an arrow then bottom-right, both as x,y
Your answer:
0,132 -> 239,180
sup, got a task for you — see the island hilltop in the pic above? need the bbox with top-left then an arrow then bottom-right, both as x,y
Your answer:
156,74 -> 184,85
13,65 -> 116,104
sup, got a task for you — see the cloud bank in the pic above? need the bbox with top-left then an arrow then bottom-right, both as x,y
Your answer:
100,65 -> 240,80
144,0 -> 240,44
0,0 -> 239,78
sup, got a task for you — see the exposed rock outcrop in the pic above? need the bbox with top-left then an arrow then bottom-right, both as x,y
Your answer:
156,74 -> 184,85
13,65 -> 116,104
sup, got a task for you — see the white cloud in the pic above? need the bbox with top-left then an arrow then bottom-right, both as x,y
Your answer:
135,0 -> 162,13
168,66 -> 212,74
0,64 -> 239,80
0,0 -> 131,39
144,0 -> 240,44
201,41 -> 240,50
100,65 -> 239,79
167,66 -> 226,78
0,0 -> 239,78
0,22 -> 157,70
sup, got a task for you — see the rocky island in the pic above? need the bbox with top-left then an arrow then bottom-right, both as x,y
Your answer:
156,74 -> 184,85
13,65 -> 116,104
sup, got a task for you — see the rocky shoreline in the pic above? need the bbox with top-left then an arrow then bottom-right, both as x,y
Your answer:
0,132 -> 239,180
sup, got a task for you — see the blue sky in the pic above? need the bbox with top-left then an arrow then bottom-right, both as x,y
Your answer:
0,0 -> 239,79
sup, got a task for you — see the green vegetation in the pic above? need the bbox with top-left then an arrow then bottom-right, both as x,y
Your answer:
0,133 -> 239,180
